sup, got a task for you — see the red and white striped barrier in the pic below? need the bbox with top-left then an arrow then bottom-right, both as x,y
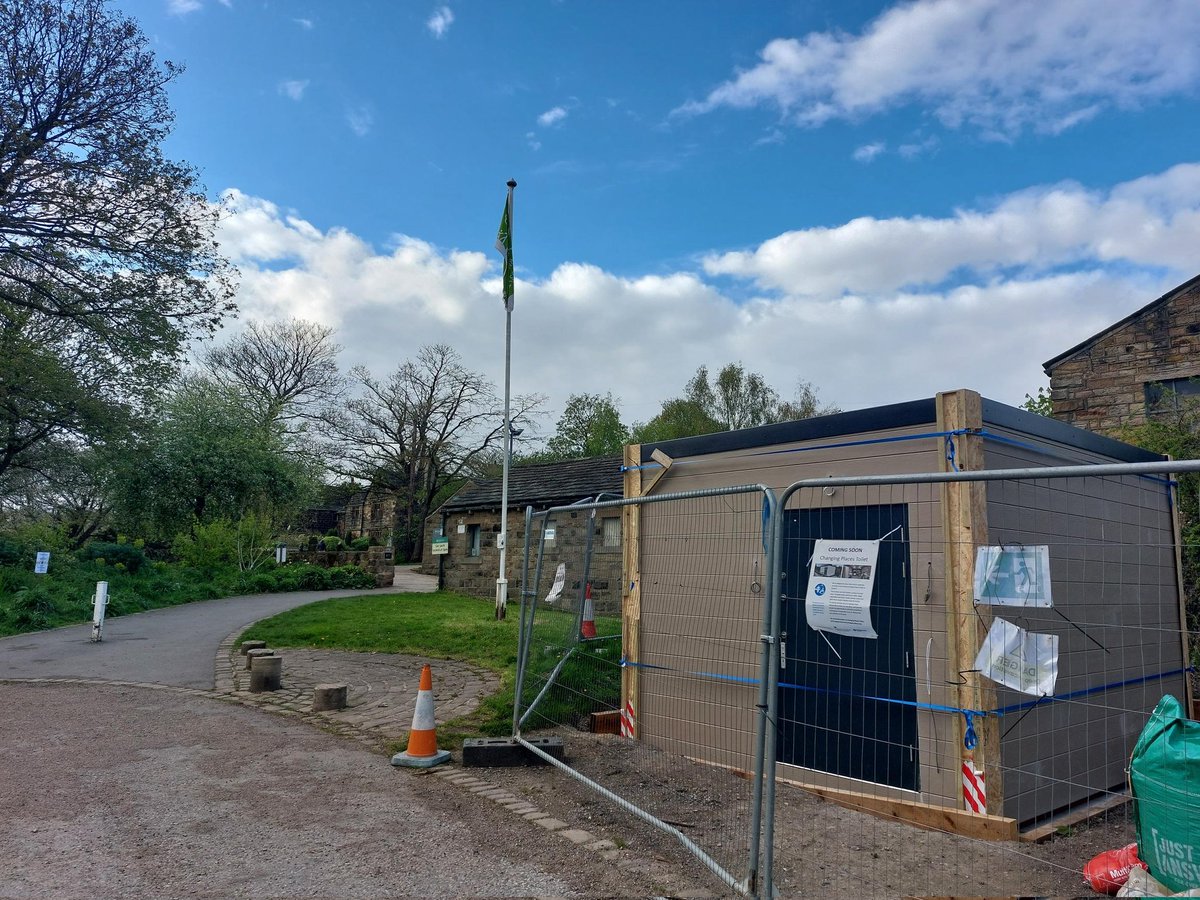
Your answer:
620,699 -> 635,738
962,758 -> 986,813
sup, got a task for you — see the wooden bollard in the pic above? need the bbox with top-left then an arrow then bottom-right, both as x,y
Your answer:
249,655 -> 282,693
246,647 -> 274,670
239,640 -> 267,656
312,683 -> 348,712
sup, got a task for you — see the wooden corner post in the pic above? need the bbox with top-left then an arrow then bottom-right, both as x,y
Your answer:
622,443 -> 643,738
935,389 -> 1003,816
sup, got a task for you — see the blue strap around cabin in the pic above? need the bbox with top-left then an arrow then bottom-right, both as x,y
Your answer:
619,656 -> 1194,748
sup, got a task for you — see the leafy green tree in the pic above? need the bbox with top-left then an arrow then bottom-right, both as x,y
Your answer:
113,377 -> 317,540
1022,386 -> 1053,416
544,393 -> 629,459
631,363 -> 839,442
0,0 -> 235,358
0,304 -> 129,482
630,398 -> 722,444
1120,395 -> 1200,639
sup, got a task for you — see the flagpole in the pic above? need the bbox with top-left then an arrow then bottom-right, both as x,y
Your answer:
496,178 -> 516,620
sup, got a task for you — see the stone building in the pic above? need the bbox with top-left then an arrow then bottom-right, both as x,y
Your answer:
1044,273 -> 1200,434
420,455 -> 624,607
337,488 -> 397,545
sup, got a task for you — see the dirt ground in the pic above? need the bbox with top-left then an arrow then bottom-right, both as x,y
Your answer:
484,729 -> 1135,899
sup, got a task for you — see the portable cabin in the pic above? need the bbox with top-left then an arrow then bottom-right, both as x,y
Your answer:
620,389 -> 1190,835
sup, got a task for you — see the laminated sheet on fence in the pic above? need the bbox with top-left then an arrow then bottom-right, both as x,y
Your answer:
769,471 -> 1196,900
516,487 -> 773,893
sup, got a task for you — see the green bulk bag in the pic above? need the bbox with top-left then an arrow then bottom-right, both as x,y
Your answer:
1130,694 -> 1200,892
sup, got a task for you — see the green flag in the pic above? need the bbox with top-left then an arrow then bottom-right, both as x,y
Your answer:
495,185 -> 514,311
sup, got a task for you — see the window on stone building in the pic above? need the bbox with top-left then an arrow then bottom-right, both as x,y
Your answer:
1145,376 -> 1200,416
467,524 -> 481,557
601,516 -> 620,548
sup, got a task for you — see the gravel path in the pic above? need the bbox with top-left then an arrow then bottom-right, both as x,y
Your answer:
0,681 -> 712,899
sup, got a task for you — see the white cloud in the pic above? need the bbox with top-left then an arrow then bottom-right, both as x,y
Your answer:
427,6 -> 454,38
538,106 -> 568,127
704,163 -> 1200,297
294,17 -> 314,30
675,0 -> 1200,138
525,132 -> 541,151
853,142 -> 885,163
278,80 -> 309,101
167,0 -> 202,14
346,106 -> 373,137
212,164 -> 1199,428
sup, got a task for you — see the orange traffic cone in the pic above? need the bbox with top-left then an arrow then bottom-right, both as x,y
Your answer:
390,664 -> 451,768
580,583 -> 597,639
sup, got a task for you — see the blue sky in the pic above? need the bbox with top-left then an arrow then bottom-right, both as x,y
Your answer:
123,0 -> 1200,430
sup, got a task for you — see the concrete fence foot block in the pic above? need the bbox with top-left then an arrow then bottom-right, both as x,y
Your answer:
239,640 -> 267,656
249,655 -> 283,693
462,737 -> 565,767
312,683 -> 348,712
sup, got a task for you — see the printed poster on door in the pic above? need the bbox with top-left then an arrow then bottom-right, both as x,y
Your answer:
805,539 -> 880,639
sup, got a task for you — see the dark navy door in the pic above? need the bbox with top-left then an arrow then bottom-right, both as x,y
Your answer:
778,503 -> 919,791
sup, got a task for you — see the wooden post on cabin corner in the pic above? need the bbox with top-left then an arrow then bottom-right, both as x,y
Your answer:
935,389 -> 1003,815
622,443 -> 642,738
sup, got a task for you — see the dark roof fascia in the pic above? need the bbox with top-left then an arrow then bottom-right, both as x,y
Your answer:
980,399 -> 1164,463
635,394 -> 1161,466
639,399 -> 937,463
1042,273 -> 1200,373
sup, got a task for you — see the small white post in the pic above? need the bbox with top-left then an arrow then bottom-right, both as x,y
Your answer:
91,581 -> 109,642
275,543 -> 287,564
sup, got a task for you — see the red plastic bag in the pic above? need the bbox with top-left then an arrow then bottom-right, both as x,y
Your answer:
1084,843 -> 1147,895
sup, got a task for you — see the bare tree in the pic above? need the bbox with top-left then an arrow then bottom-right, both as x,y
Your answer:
203,318 -> 343,429
322,344 -> 543,562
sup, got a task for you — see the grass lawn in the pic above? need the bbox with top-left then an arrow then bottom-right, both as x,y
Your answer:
240,590 -> 622,750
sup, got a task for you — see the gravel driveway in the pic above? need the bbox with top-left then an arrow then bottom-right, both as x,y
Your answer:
0,681 -> 710,898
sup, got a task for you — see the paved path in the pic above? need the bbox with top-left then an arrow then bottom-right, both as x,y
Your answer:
0,574 -> 435,688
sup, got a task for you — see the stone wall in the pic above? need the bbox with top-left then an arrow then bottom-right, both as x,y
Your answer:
421,507 -> 623,612
1049,280 -> 1200,435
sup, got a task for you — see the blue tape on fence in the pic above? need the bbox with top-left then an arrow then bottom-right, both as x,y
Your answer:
989,666 -> 1194,716
621,657 -> 1194,751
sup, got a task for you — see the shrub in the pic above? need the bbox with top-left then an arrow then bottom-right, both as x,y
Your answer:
298,565 -> 331,590
78,541 -> 147,575
350,536 -> 371,551
171,520 -> 236,571
249,572 -> 277,593
0,539 -> 22,567
328,565 -> 375,589
320,535 -> 345,551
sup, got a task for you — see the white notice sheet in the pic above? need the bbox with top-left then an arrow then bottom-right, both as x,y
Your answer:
804,539 -> 880,639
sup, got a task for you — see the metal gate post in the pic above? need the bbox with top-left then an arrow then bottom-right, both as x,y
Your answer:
745,488 -> 778,898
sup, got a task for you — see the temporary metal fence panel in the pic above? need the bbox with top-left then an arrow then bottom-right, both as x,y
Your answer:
515,484 -> 777,896
764,460 -> 1200,899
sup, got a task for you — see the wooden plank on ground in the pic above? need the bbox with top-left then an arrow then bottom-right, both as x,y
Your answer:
792,781 -> 1018,843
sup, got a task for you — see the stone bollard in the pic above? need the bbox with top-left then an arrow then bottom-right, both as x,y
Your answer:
239,640 -> 267,656
246,647 -> 274,670
249,655 -> 282,693
312,683 -> 348,712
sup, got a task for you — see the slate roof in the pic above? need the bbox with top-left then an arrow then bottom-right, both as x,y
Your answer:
440,455 -> 624,512
1042,272 -> 1200,373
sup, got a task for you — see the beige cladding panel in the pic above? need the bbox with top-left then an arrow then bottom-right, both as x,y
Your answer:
981,431 -> 1185,823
